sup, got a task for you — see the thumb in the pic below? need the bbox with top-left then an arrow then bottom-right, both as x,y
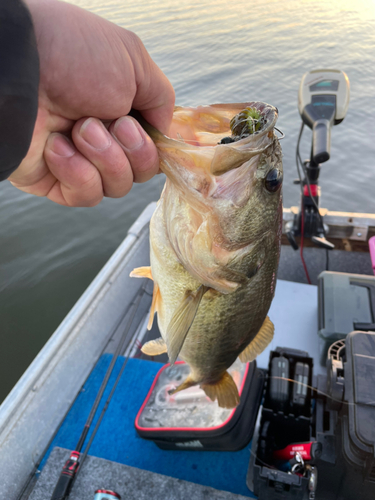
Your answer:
124,32 -> 175,135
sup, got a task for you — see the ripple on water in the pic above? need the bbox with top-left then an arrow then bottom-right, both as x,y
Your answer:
1,0 -> 374,401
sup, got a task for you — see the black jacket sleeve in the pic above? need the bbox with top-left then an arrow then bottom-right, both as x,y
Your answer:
0,0 -> 39,181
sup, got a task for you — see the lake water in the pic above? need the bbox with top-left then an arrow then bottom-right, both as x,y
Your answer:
1,0 -> 374,401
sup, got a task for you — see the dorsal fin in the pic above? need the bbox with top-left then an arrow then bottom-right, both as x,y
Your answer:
167,285 -> 208,364
239,316 -> 274,363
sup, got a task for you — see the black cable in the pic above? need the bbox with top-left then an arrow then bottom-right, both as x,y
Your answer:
300,161 -> 330,272
295,122 -> 304,196
300,162 -> 325,234
296,122 -> 330,272
296,124 -> 324,229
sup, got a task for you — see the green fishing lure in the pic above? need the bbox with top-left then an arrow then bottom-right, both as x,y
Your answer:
230,107 -> 264,139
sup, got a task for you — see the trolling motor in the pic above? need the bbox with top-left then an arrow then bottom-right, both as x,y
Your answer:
286,69 -> 350,250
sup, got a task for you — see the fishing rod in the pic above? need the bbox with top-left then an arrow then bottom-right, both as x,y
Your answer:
69,316 -> 146,495
16,283 -> 149,500
50,282 -> 148,500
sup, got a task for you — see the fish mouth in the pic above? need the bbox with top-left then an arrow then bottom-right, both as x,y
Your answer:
166,102 -> 279,149
137,101 -> 280,197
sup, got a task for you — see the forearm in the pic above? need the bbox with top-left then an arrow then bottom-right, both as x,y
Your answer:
0,0 -> 39,181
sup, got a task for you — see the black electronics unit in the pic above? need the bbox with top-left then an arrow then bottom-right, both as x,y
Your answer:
249,347 -> 315,499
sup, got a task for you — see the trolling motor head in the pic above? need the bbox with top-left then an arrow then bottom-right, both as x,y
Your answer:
286,69 -> 351,258
298,69 -> 350,164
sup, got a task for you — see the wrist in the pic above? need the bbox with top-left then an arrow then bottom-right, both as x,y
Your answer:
0,0 -> 40,180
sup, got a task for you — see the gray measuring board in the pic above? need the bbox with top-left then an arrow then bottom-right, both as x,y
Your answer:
30,447 -> 250,500
257,279 -> 325,375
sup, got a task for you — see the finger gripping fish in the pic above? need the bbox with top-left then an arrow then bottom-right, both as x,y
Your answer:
131,102 -> 283,409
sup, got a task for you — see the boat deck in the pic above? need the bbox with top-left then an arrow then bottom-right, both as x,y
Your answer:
29,355 -> 253,499
1,203 -> 373,499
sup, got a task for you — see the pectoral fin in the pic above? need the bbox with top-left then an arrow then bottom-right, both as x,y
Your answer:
201,371 -> 240,409
239,316 -> 274,363
167,285 -> 209,364
130,266 -> 153,280
141,337 -> 167,356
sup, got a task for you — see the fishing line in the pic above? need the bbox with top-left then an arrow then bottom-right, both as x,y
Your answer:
174,125 -> 279,148
173,138 -> 215,146
274,127 -> 285,140
246,372 -> 363,475
248,448 -> 278,471
269,376 -> 360,407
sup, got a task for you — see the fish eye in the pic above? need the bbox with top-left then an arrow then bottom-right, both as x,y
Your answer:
265,168 -> 282,193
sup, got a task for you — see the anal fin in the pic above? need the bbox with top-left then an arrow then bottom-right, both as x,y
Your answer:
168,371 -> 240,409
239,316 -> 274,363
168,374 -> 197,395
167,285 -> 208,364
141,337 -> 167,356
201,371 -> 240,409
130,266 -> 153,280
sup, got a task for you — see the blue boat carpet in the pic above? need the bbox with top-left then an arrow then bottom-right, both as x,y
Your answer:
41,354 -> 255,498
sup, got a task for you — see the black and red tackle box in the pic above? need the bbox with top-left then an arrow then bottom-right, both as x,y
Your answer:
135,360 -> 264,451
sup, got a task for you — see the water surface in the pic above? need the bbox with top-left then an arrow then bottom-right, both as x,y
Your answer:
1,0 -> 374,401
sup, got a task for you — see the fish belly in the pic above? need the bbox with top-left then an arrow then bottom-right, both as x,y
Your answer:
150,196 -> 278,384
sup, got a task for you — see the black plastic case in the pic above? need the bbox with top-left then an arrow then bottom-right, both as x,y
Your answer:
249,347 -> 314,500
315,331 -> 375,499
135,360 -> 264,451
318,271 -> 375,364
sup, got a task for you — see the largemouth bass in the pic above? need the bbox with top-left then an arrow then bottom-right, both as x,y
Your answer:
131,102 -> 283,408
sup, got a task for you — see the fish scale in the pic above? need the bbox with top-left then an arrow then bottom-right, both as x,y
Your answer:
131,102 -> 283,408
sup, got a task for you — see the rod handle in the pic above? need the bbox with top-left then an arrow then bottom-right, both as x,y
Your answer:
51,452 -> 80,500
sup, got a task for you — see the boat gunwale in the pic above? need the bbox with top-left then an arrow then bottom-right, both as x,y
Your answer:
0,202 -> 156,499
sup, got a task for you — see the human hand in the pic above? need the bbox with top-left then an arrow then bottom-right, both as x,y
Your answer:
9,0 -> 175,206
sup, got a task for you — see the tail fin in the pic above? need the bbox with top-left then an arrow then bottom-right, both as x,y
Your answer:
201,371 -> 240,409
